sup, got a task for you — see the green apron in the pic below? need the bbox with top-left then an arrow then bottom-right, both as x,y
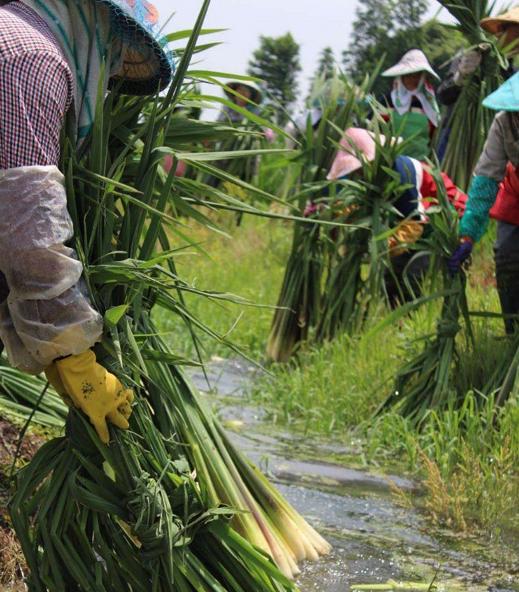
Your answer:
391,110 -> 431,161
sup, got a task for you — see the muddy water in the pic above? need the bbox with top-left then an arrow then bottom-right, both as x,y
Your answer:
190,358 -> 519,592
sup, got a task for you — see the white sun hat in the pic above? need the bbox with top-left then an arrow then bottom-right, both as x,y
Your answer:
382,49 -> 440,81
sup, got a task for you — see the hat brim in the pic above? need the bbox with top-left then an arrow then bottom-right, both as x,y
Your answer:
224,81 -> 262,105
483,72 -> 519,111
327,132 -> 401,180
98,0 -> 173,96
481,15 -> 519,35
382,64 -> 440,81
327,155 -> 363,180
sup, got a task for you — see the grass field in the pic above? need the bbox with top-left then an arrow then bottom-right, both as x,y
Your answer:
155,213 -> 519,537
155,213 -> 292,360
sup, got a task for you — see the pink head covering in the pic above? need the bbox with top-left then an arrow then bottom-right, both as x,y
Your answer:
327,128 -> 377,180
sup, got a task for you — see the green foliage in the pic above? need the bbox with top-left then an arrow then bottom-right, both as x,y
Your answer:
342,0 -> 395,84
8,6 -> 330,588
248,33 -> 302,122
367,395 -> 519,533
343,0 -> 428,95
266,70 -> 384,362
310,47 -> 336,86
251,274 -> 517,533
154,216 -> 291,360
146,195 -> 516,535
419,20 -> 467,74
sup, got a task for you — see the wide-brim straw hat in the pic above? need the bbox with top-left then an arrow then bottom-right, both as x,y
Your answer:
481,7 -> 519,35
97,0 -> 174,95
382,49 -> 440,81
483,71 -> 519,111
224,80 -> 263,105
327,128 -> 393,180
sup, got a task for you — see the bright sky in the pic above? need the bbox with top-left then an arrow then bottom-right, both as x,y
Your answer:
150,1 -> 461,115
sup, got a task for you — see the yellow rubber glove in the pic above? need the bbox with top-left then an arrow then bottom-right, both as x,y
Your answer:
45,362 -> 74,407
45,362 -> 66,396
388,220 -> 424,257
54,351 -> 134,444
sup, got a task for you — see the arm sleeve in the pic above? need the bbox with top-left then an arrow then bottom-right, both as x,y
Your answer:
0,167 -> 103,373
459,175 -> 499,242
458,113 -> 508,242
0,52 -> 102,374
0,51 -> 72,168
473,113 -> 509,182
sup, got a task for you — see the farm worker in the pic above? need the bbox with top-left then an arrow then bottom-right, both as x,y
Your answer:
219,79 -> 275,141
219,80 -> 264,124
448,72 -> 519,334
327,128 -> 466,307
214,80 -> 273,212
380,49 -> 441,161
0,0 -> 172,442
437,6 -> 519,160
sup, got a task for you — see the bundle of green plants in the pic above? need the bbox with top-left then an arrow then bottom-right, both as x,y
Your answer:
9,8 -> 330,590
0,359 -> 67,429
380,170 -> 473,422
266,73 -> 376,363
439,0 -> 509,190
315,124 -> 412,342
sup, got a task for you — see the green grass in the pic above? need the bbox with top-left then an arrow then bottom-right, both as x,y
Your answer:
155,213 -> 292,360
155,216 -> 518,535
250,227 -> 503,433
366,396 -> 519,535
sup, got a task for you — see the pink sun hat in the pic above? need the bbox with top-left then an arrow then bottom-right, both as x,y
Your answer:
327,128 -> 378,180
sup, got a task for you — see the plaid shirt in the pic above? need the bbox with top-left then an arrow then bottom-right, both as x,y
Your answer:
0,1 -> 73,168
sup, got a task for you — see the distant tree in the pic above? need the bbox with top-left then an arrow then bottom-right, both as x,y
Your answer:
394,0 -> 428,30
314,47 -> 336,81
248,33 -> 301,123
342,0 -> 395,85
418,20 -> 467,74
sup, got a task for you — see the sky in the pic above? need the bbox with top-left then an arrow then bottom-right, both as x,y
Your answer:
151,1 -> 451,116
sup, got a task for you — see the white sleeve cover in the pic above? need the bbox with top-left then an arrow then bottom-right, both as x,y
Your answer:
0,166 -> 103,372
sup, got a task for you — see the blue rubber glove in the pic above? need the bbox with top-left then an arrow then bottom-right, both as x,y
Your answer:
447,239 -> 473,274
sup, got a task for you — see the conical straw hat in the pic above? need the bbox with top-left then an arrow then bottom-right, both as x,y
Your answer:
224,80 -> 263,104
483,71 -> 519,111
481,7 -> 519,35
97,0 -> 173,95
382,49 -> 439,80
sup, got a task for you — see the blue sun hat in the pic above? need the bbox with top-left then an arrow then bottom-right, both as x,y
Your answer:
483,71 -> 519,111
97,0 -> 174,95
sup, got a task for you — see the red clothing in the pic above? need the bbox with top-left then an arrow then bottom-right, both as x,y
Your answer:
0,2 -> 73,168
490,163 -> 519,226
421,166 -> 467,217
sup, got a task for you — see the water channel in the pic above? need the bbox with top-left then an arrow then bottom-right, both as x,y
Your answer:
189,358 -> 519,592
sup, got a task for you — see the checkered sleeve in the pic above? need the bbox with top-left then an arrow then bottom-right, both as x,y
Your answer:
0,50 -> 72,168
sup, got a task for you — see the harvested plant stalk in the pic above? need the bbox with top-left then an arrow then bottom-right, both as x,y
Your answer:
438,0 -> 508,190
9,5 -> 329,589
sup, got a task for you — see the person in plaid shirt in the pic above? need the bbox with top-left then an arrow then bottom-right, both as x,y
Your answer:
0,0 -> 172,443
